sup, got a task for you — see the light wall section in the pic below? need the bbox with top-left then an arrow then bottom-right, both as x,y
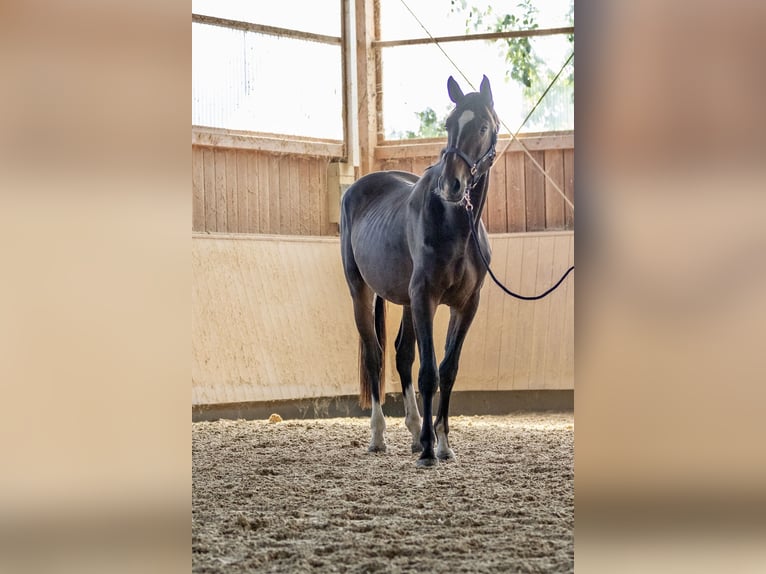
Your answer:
192,232 -> 573,406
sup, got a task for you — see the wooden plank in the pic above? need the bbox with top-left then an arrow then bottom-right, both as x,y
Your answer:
268,155 -> 281,234
246,152 -> 259,233
496,236 -> 524,391
487,160 -> 507,233
480,236 -> 509,389
561,234 -> 574,386
318,158 -> 332,235
379,158 -> 413,173
544,149 -> 565,230
192,147 -> 205,231
529,236 -> 556,389
236,150 -> 249,234
192,13 -> 342,45
308,159 -> 321,235
511,237 -> 539,389
355,0 -> 378,175
192,126 -> 344,157
524,151 -> 546,231
278,157 -> 291,233
214,149 -> 227,232
375,132 -> 573,160
373,26 -> 575,48
506,152 -> 526,232
257,153 -> 270,234
203,148 -> 216,232
298,157 -> 312,235
286,157 -> 300,234
563,148 -> 574,229
225,149 -> 238,232
543,235 -> 572,389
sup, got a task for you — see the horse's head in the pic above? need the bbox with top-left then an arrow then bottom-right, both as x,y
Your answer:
437,75 -> 499,203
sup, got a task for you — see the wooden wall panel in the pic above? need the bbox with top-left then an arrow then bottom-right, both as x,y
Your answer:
192,147 -> 205,231
544,149 -> 566,230
192,232 -> 574,406
563,149 -> 574,229
191,132 -> 573,236
505,151 -> 526,232
524,151 -> 546,232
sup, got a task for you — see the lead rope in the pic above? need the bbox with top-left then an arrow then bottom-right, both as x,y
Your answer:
464,194 -> 574,300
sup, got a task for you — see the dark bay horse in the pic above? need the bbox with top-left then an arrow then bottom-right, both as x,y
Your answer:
340,76 -> 499,467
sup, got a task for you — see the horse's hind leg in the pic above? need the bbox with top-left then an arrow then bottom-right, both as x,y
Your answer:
350,285 -> 387,452
395,306 -> 422,453
434,294 -> 481,461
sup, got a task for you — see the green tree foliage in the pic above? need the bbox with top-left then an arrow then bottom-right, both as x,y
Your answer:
451,0 -> 574,131
405,107 -> 448,139
405,0 -> 573,137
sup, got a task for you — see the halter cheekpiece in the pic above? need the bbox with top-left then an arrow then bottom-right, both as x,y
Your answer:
441,127 -> 498,210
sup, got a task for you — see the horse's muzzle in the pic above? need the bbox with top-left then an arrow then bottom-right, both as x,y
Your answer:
438,175 -> 466,203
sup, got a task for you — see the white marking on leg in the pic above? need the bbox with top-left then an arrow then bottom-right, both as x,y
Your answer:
402,387 -> 422,451
435,419 -> 455,460
369,397 -> 387,452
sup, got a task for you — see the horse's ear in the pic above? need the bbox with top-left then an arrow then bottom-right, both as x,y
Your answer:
479,75 -> 493,105
447,76 -> 464,104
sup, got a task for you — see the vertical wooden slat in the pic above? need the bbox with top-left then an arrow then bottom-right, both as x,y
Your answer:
268,155 -> 281,234
487,160 -> 507,233
257,153 -> 270,233
480,236 -> 508,389
563,149 -> 574,229
298,158 -> 312,235
318,158 -> 332,235
505,151 -> 526,232
543,235 -> 571,388
561,234 -> 574,385
355,0 -> 378,176
279,158 -> 292,234
214,149 -> 227,232
524,151 -> 546,231
544,149 -> 565,230
246,152 -> 259,234
225,150 -> 238,233
203,148 -> 216,232
286,157 -> 299,234
236,150 -> 249,234
496,236 -> 524,390
308,159 -> 321,235
192,146 -> 205,231
529,236 -> 556,389
511,236 -> 539,390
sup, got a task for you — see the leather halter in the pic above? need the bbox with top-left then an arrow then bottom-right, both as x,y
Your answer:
441,127 -> 498,195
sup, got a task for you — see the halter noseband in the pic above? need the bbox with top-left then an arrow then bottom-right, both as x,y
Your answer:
441,127 -> 498,208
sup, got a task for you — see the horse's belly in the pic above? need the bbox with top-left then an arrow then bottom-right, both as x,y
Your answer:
355,247 -> 412,305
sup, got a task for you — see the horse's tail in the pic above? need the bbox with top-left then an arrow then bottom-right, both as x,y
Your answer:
359,294 -> 387,409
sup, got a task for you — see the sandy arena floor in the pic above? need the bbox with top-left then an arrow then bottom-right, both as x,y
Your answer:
192,413 -> 574,573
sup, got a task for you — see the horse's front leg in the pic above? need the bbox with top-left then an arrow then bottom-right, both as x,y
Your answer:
435,293 -> 481,461
410,278 -> 439,467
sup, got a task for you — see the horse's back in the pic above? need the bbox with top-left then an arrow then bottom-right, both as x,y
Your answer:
341,170 -> 418,223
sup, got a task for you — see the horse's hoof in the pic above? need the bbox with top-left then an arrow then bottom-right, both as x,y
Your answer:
437,448 -> 456,461
368,444 -> 387,453
411,443 -> 424,454
416,456 -> 438,468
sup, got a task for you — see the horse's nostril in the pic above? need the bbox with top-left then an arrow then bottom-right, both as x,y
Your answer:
451,178 -> 461,194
